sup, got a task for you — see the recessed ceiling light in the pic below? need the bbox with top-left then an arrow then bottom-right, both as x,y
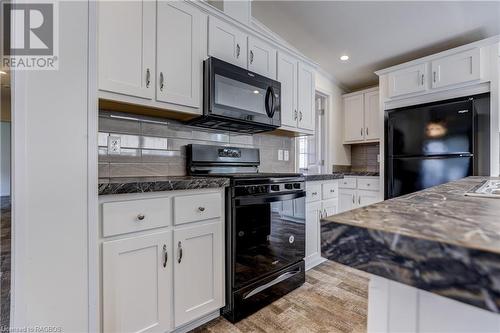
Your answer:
340,55 -> 349,61
253,90 -> 259,94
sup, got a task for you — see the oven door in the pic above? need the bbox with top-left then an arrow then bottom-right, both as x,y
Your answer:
206,57 -> 281,128
232,191 -> 305,289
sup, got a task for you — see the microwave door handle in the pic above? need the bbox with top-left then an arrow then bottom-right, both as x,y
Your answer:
265,86 -> 275,118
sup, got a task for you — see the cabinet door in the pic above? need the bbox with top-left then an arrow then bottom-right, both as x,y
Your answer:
297,62 -> 316,131
248,36 -> 277,79
339,189 -> 356,213
305,201 -> 321,261
277,52 -> 298,128
156,1 -> 206,108
103,231 -> 172,333
387,63 -> 427,98
364,90 -> 380,141
322,199 -> 338,217
208,16 -> 247,68
173,221 -> 224,327
343,94 -> 364,142
357,190 -> 380,208
98,0 -> 155,99
431,49 -> 481,89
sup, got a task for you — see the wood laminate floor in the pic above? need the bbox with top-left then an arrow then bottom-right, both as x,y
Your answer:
192,260 -> 369,333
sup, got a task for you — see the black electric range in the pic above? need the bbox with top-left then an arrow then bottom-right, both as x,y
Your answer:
187,144 -> 306,322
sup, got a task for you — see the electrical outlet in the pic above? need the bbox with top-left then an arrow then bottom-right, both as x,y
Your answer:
108,135 -> 121,155
278,150 -> 284,161
284,150 -> 289,161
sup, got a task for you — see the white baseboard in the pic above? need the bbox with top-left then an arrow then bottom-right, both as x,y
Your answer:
305,255 -> 327,271
172,310 -> 220,333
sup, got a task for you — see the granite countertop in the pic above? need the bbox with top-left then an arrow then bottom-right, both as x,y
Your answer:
98,176 -> 230,195
303,173 -> 344,181
342,171 -> 379,177
321,176 -> 500,313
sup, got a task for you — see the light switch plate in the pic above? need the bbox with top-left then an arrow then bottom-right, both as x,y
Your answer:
284,150 -> 289,161
108,135 -> 121,155
278,150 -> 284,161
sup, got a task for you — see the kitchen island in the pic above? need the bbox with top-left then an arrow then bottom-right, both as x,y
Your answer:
321,176 -> 500,332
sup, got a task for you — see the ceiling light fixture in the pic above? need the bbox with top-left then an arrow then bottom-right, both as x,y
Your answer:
340,55 -> 349,61
253,90 -> 259,94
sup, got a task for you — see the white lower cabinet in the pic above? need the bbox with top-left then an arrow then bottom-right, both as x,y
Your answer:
305,180 -> 339,270
338,177 -> 381,213
173,221 -> 223,327
100,189 -> 225,332
103,231 -> 173,333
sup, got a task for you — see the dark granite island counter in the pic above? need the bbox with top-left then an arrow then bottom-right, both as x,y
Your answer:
321,176 -> 500,332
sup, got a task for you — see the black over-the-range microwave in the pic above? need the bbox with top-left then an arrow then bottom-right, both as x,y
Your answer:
188,57 -> 281,134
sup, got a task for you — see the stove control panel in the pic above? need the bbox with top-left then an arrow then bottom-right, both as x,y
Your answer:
235,182 -> 304,196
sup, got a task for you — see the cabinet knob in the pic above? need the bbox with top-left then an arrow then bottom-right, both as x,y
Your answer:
312,192 -> 318,196
145,68 -> 151,88
198,206 -> 205,212
163,244 -> 168,268
330,189 -> 335,193
137,214 -> 145,221
159,72 -> 165,91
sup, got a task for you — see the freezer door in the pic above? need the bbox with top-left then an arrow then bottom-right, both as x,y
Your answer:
389,156 -> 472,198
388,100 -> 473,157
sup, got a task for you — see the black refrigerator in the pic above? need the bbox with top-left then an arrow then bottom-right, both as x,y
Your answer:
385,94 -> 490,199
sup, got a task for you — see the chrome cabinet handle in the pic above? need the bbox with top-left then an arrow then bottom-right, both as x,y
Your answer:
177,241 -> 183,264
163,244 -> 168,268
137,214 -> 145,221
358,196 -> 361,205
330,189 -> 335,193
236,44 -> 240,58
366,127 -> 369,136
198,206 -> 205,212
146,68 -> 151,88
294,110 -> 298,121
159,72 -> 164,91
312,192 -> 318,196
299,111 -> 303,121
352,194 -> 355,204
421,73 -> 425,85
433,71 -> 437,83
323,209 -> 328,217
361,128 -> 363,136
250,50 -> 254,64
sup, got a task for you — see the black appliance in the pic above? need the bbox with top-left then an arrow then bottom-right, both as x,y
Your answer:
188,57 -> 281,134
187,144 -> 305,322
385,94 -> 490,199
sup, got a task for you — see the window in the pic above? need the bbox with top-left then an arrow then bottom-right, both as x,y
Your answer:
297,93 -> 326,173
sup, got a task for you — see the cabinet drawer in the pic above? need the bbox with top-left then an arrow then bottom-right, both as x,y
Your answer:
339,177 -> 357,189
306,184 -> 321,202
358,178 -> 380,191
102,198 -> 171,237
322,182 -> 338,199
174,192 -> 222,225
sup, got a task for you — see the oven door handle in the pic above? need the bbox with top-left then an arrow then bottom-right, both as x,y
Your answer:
243,268 -> 302,300
235,191 -> 306,206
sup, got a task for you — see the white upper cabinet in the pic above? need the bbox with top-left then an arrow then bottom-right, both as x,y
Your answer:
277,52 -> 298,128
431,48 -> 481,89
343,88 -> 380,143
343,93 -> 364,142
98,0 -> 155,99
388,63 -> 427,98
208,16 -> 247,68
297,62 -> 316,131
173,221 -> 224,327
364,90 -> 380,141
103,231 -> 172,333
156,1 -> 206,108
247,36 -> 277,79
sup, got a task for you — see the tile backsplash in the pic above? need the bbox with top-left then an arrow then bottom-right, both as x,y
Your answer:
350,143 -> 380,172
98,111 -> 296,178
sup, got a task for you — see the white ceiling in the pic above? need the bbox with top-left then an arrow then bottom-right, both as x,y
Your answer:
252,1 -> 500,91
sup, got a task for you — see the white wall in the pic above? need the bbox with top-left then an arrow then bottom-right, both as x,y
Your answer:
12,1 -> 89,331
0,122 -> 10,196
315,71 -> 351,171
